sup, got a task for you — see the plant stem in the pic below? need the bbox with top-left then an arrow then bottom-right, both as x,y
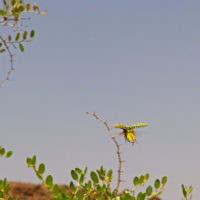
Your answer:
86,112 -> 124,194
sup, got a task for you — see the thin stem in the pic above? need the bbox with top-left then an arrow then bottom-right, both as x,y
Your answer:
86,112 -> 124,194
0,35 -> 14,86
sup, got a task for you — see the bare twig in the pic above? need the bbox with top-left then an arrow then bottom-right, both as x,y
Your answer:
0,35 -> 14,86
86,112 -> 124,194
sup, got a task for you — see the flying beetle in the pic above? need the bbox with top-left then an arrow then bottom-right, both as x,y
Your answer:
114,123 -> 148,145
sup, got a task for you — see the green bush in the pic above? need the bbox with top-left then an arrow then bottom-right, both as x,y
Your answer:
26,154 -> 167,200
0,112 -> 194,199
0,146 -> 14,200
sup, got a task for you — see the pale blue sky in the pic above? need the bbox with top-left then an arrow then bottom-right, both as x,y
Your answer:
1,0 -> 200,199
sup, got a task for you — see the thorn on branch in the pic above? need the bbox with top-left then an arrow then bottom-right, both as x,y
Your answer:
86,111 -> 124,194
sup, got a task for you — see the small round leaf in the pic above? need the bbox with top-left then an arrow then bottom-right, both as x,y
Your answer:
38,163 -> 45,174
133,176 -> 139,186
30,30 -> 35,38
71,170 -> 78,181
154,179 -> 160,189
90,171 -> 99,185
19,43 -> 24,52
161,176 -> 167,185
146,185 -> 153,196
5,151 -> 13,158
46,175 -> 53,186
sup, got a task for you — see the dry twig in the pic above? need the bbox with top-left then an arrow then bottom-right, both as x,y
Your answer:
0,35 -> 14,86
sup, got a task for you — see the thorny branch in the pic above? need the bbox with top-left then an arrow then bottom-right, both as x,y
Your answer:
0,35 -> 14,86
86,112 -> 125,194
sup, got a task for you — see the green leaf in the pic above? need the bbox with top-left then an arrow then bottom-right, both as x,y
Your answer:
155,191 -> 163,196
38,163 -> 45,174
23,31 -> 28,40
71,170 -> 78,181
182,184 -> 187,198
85,180 -> 92,191
8,35 -> 11,41
52,184 -> 60,195
5,184 -> 10,194
19,43 -> 24,52
30,30 -> 35,38
0,191 -> 4,198
189,185 -> 193,193
154,179 -> 160,189
5,151 -> 13,158
3,178 -> 7,186
26,157 -> 32,166
0,148 -> 5,156
146,185 -> 153,196
32,155 -> 36,165
84,167 -> 88,176
139,175 -> 144,184
0,9 -> 5,16
144,173 -> 149,181
69,181 -> 75,193
3,0 -> 7,6
0,180 -> 3,189
75,168 -> 82,175
79,174 -> 84,185
46,175 -> 53,186
137,192 -> 145,200
133,176 -> 139,186
161,176 -> 167,185
90,171 -> 99,185
107,169 -> 112,183
15,33 -> 20,41
0,49 -> 6,53
76,189 -> 84,199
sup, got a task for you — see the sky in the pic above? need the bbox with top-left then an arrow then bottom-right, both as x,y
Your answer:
1,0 -> 200,199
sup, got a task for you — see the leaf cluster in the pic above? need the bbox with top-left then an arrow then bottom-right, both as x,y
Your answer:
0,29 -> 35,53
0,147 -> 15,200
0,146 -> 13,158
182,184 -> 193,200
118,174 -> 167,200
26,155 -> 169,200
0,0 -> 46,23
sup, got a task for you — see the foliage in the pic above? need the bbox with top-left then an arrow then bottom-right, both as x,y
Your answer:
0,115 -> 195,200
0,146 -> 13,158
0,0 -> 46,86
0,147 -> 15,200
181,184 -> 193,200
26,154 -> 168,200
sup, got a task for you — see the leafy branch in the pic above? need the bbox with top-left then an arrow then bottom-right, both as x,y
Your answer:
0,0 -> 46,86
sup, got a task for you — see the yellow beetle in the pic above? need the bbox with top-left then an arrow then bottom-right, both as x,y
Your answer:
114,123 -> 148,145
